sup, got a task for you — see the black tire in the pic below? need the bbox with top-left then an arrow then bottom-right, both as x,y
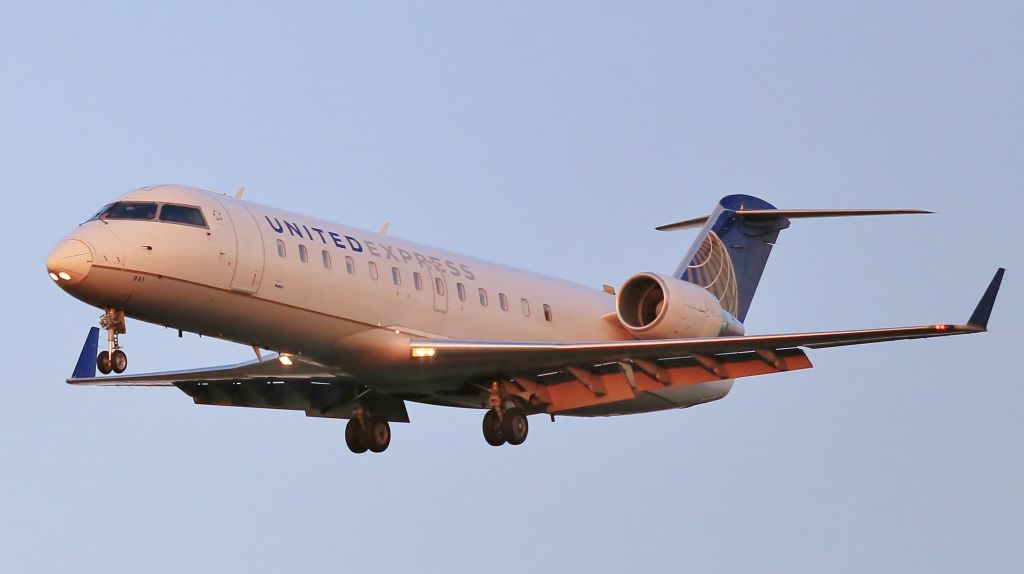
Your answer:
96,351 -> 112,375
111,350 -> 128,374
366,419 -> 391,453
482,409 -> 505,446
501,408 -> 529,446
345,418 -> 368,454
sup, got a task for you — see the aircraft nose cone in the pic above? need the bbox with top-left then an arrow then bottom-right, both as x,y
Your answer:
47,239 -> 94,285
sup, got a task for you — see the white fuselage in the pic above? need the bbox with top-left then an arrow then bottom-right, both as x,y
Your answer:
48,185 -> 734,413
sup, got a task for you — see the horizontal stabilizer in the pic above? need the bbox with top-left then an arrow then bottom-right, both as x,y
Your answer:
657,208 -> 932,232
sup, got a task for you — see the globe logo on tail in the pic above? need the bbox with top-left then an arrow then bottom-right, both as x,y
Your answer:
680,231 -> 739,317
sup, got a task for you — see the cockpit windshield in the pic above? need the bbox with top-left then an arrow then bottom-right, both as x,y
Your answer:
159,204 -> 207,227
87,201 -> 208,228
101,202 -> 159,220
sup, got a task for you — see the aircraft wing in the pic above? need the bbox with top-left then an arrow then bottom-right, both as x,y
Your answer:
65,339 -> 412,422
412,323 -> 981,373
64,331 -> 414,422
66,339 -> 343,386
408,268 -> 1004,377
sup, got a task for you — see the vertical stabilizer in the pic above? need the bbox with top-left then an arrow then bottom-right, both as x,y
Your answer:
672,195 -> 789,322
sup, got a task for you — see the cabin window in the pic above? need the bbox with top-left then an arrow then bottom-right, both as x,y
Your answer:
499,293 -> 509,311
435,277 -> 445,296
521,298 -> 530,316
276,239 -> 286,258
159,204 -> 207,227
103,202 -> 158,221
457,282 -> 466,302
369,261 -> 379,280
345,256 -> 355,275
413,272 -> 423,291
543,304 -> 553,322
479,288 -> 488,306
392,267 -> 401,285
322,250 -> 331,269
298,244 -> 308,263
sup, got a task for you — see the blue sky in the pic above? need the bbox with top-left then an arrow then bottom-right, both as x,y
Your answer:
3,2 -> 1021,572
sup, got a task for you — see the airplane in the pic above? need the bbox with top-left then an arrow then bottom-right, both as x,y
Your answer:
46,185 -> 1004,454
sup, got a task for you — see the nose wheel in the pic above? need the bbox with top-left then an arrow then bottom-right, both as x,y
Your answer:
96,308 -> 127,375
96,349 -> 128,375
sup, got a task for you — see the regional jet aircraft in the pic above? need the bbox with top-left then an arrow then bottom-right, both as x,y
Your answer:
46,186 -> 1004,453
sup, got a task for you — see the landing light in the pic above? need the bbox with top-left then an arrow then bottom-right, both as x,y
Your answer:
412,347 -> 436,358
279,354 -> 294,366
58,272 -> 71,281
49,272 -> 59,281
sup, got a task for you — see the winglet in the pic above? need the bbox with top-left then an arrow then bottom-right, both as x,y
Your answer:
71,327 -> 99,379
967,268 -> 1005,329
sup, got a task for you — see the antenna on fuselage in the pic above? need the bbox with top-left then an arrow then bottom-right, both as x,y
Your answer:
235,186 -> 246,199
379,222 -> 390,235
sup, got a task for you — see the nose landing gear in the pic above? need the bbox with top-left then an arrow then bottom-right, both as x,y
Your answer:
96,308 -> 127,375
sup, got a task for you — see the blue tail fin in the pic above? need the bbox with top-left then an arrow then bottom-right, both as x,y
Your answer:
672,195 -> 789,323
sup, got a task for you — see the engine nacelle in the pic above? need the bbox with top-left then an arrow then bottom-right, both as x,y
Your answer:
615,272 -> 745,339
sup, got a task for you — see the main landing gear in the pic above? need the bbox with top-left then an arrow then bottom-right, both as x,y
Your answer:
345,407 -> 391,454
96,307 -> 127,375
481,382 -> 529,447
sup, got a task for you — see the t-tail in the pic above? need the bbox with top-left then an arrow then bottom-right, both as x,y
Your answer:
658,195 -> 931,323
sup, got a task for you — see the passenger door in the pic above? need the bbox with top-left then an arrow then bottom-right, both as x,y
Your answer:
220,199 -> 265,294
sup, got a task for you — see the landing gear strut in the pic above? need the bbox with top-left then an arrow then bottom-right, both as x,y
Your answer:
481,382 -> 529,447
345,407 -> 391,454
97,308 -> 127,375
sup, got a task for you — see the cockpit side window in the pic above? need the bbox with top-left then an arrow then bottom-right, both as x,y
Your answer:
102,202 -> 159,221
87,203 -> 115,222
159,204 -> 208,228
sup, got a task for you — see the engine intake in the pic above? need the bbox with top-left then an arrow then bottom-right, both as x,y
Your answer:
616,272 -> 744,339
